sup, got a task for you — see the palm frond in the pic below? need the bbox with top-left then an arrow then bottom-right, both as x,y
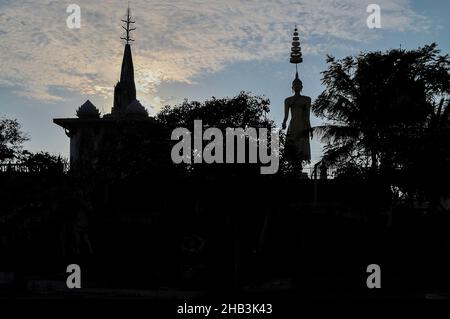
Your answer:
313,124 -> 360,144
320,140 -> 357,167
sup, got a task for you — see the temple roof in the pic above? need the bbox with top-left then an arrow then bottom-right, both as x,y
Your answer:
76,100 -> 100,118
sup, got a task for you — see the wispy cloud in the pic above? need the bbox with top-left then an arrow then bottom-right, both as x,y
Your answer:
0,0 -> 429,109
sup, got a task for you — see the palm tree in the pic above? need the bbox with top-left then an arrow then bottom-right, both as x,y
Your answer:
313,44 -> 450,181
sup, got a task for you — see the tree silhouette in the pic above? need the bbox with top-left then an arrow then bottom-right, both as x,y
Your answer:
20,151 -> 67,173
313,44 -> 450,183
157,91 -> 272,130
0,117 -> 29,163
156,91 -> 278,177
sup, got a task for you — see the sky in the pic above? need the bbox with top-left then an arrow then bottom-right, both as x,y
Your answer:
0,0 -> 449,165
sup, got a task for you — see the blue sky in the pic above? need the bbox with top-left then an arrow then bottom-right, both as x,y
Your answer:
0,0 -> 449,165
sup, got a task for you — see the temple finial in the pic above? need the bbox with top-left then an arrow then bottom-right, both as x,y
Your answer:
120,4 -> 136,44
290,26 -> 303,65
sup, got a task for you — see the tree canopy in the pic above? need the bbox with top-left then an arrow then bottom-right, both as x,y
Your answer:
0,117 -> 29,163
313,44 -> 450,169
157,91 -> 273,130
313,43 -> 450,197
156,92 -> 279,177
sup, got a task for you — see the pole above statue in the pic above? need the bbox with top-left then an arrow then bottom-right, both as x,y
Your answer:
290,27 -> 303,73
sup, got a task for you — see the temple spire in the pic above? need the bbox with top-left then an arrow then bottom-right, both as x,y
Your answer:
112,6 -> 137,114
120,42 -> 135,86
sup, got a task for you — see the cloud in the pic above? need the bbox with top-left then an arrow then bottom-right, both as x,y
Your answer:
0,0 -> 429,110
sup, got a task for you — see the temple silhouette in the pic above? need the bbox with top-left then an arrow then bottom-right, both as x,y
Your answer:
54,7 -> 156,168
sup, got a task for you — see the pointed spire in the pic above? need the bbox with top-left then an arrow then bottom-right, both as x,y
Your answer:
112,6 -> 137,115
120,43 -> 135,86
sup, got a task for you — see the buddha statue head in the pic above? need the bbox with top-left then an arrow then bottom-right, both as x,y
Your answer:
292,72 -> 303,94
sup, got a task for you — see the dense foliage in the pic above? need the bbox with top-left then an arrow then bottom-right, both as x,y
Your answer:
313,43 -> 450,197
